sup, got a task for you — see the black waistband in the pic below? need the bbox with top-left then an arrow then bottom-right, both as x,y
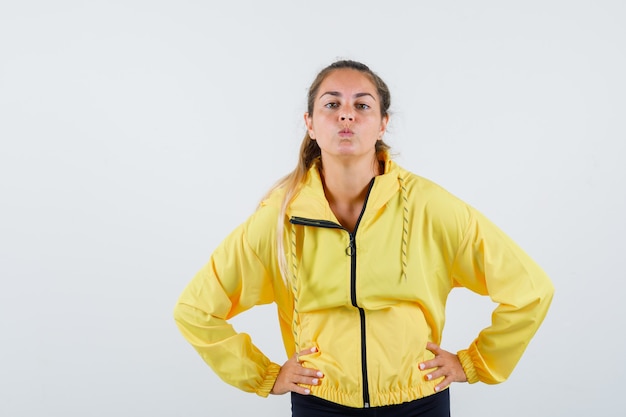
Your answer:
291,389 -> 450,417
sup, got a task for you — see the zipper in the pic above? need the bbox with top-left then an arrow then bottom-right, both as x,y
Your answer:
289,217 -> 344,230
289,178 -> 376,408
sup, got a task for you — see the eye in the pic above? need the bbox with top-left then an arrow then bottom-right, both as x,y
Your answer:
356,103 -> 370,110
324,102 -> 339,109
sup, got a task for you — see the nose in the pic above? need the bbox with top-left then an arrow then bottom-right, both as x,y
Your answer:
340,113 -> 354,122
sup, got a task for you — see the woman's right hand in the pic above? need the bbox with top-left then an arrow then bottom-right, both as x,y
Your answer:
270,347 -> 324,395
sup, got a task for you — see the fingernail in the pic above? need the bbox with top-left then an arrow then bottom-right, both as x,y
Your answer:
435,386 -> 440,392
419,363 -> 425,370
312,378 -> 319,385
426,374 -> 432,381
316,371 -> 323,377
311,347 -> 317,352
304,389 -> 310,395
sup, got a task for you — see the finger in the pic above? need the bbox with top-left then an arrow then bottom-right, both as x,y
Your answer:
282,371 -> 322,395
280,367 -> 323,389
292,383 -> 313,396
296,346 -> 318,362
419,358 -> 440,371
426,365 -> 465,386
292,373 -> 322,386
434,376 -> 453,392
424,367 -> 443,381
420,343 -> 442,370
297,367 -> 324,379
426,342 -> 440,354
272,371 -> 319,395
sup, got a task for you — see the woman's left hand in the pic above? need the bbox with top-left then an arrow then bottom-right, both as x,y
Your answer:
419,342 -> 467,392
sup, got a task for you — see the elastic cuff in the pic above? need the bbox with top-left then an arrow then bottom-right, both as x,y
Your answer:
457,349 -> 480,384
256,362 -> 281,397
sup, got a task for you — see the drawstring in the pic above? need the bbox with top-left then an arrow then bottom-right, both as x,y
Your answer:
289,226 -> 302,357
398,175 -> 409,281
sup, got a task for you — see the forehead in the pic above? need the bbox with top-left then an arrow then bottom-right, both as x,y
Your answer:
317,69 -> 377,97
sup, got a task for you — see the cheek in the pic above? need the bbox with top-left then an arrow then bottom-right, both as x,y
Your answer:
310,115 -> 333,132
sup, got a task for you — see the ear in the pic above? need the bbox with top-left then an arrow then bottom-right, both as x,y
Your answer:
378,114 -> 389,139
304,112 -> 315,139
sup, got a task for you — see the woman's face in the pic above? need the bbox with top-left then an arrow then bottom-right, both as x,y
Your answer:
305,69 -> 388,162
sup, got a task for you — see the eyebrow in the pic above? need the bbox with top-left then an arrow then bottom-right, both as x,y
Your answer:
319,91 -> 377,101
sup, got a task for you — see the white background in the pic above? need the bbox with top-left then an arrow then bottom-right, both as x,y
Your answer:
1,1 -> 624,416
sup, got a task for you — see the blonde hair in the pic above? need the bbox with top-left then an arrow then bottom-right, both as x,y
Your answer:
263,60 -> 393,283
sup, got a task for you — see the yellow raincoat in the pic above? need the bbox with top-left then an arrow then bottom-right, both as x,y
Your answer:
174,158 -> 554,408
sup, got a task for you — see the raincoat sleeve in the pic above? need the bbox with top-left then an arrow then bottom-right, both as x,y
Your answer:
173,212 -> 281,397
451,208 -> 554,384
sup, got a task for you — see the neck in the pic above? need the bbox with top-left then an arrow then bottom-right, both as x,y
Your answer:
319,154 -> 381,206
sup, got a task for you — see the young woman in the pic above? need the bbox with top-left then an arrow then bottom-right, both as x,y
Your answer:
174,60 -> 554,417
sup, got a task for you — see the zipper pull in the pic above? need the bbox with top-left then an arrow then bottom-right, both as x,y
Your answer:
346,234 -> 355,256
